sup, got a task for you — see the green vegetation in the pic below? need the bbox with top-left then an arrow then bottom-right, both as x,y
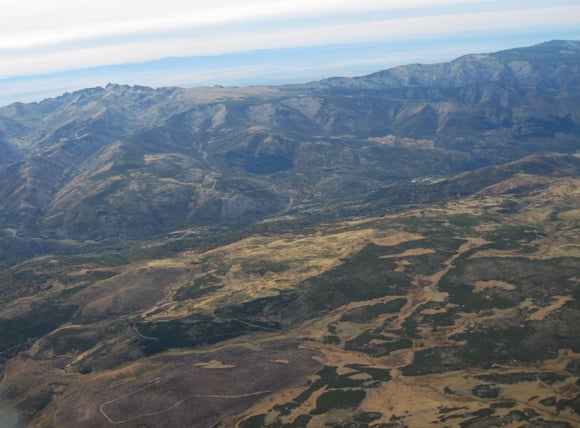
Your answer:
345,364 -> 392,382
472,384 -> 500,399
291,243 -> 413,318
482,226 -> 541,252
293,366 -> 364,404
453,327 -> 537,364
566,360 -> 580,376
174,284 -> 222,301
340,298 -> 407,323
323,334 -> 340,345
490,401 -> 517,409
538,372 -> 569,385
402,347 -> 459,376
354,412 -> 383,423
401,317 -> 419,338
540,397 -> 557,407
424,308 -> 458,328
215,291 -> 299,319
291,414 -> 312,427
239,414 -> 267,428
446,213 -> 482,228
0,304 -> 78,353
311,389 -> 366,415
345,330 -> 412,357
46,327 -> 98,354
244,153 -> 293,174
272,401 -> 300,416
438,279 -> 499,312
240,259 -> 290,275
454,408 -> 549,428
136,317 -> 255,354
399,302 -> 459,337
50,283 -> 91,302
173,274 -> 222,301
435,256 -> 580,312
475,372 -> 539,384
555,394 -> 580,415
15,389 -> 53,426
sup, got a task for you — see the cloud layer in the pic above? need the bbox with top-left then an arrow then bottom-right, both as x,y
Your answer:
1,0 -> 579,79
0,0 -> 579,105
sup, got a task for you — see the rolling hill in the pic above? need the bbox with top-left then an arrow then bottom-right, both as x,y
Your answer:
0,41 -> 579,427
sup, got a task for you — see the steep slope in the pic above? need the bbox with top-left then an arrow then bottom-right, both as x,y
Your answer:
314,40 -> 580,89
0,41 -> 578,243
0,85 -> 280,236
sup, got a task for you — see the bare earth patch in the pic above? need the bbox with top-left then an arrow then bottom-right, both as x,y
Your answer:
194,359 -> 236,369
371,231 -> 424,246
474,280 -> 517,292
54,346 -> 321,428
529,295 -> 574,321
380,248 -> 436,259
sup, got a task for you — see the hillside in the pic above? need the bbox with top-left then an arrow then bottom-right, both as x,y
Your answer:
0,159 -> 578,427
0,40 -> 578,242
0,41 -> 579,427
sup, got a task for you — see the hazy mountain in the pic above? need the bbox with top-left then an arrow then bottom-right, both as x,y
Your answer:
0,40 -> 578,242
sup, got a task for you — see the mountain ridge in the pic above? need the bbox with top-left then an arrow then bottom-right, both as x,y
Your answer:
0,40 -> 578,242
300,40 -> 579,91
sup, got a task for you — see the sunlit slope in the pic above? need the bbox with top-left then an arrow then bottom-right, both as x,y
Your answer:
0,159 -> 578,427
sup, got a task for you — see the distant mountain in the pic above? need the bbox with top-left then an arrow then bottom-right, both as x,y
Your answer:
313,40 -> 580,90
0,40 -> 578,242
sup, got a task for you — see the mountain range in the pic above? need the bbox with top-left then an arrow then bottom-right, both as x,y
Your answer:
0,40 -> 578,245
0,40 -> 579,427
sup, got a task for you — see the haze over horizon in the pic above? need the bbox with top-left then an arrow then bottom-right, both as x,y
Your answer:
1,0 -> 579,106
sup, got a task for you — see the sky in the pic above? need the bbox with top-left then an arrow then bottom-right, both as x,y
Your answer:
0,0 -> 579,106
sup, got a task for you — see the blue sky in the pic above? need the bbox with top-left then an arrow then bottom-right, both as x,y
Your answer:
0,0 -> 579,106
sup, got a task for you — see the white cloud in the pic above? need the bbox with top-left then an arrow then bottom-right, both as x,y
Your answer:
0,0 -> 498,49
0,3 -> 578,79
0,0 -> 578,81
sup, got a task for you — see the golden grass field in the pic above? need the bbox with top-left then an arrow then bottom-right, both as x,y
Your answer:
0,175 -> 579,427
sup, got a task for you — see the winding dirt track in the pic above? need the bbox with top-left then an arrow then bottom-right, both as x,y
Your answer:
98,379 -> 277,425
